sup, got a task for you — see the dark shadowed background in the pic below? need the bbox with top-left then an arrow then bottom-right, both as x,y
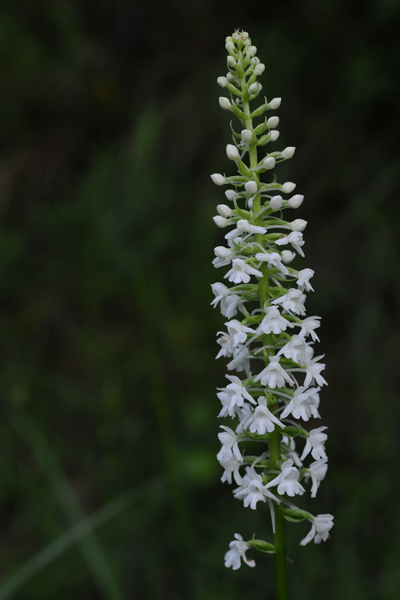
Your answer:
1,1 -> 400,598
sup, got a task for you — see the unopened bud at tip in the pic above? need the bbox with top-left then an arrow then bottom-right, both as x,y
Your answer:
290,219 -> 307,232
269,195 -> 283,209
263,157 -> 276,170
219,97 -> 231,110
241,129 -> 253,142
281,146 -> 296,159
281,181 -> 296,194
281,250 -> 296,264
217,204 -> 232,218
269,97 -> 282,109
214,246 -> 229,259
270,130 -> 280,142
226,144 -> 240,161
225,189 -> 239,201
267,116 -> 280,129
245,180 -> 258,195
288,194 -> 304,208
213,215 -> 229,228
211,173 -> 227,186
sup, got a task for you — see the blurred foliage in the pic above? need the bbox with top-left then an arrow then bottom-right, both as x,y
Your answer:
0,0 -> 400,598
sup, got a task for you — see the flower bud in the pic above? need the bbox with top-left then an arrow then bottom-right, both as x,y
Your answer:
281,146 -> 296,159
226,144 -> 240,161
214,246 -> 229,259
282,181 -> 296,194
226,73 -> 236,82
242,31 -> 249,40
245,181 -> 258,194
241,129 -> 253,142
217,204 -> 232,218
267,116 -> 280,129
211,173 -> 227,186
213,215 -> 229,228
250,56 -> 260,65
225,189 -> 239,201
225,41 -> 235,52
263,157 -> 276,170
270,130 -> 280,141
269,195 -> 283,209
219,97 -> 231,110
227,56 -> 236,67
269,97 -> 282,109
288,194 -> 304,208
217,76 -> 228,87
281,250 -> 296,264
290,219 -> 307,232
248,45 -> 257,57
254,63 -> 265,75
249,82 -> 261,96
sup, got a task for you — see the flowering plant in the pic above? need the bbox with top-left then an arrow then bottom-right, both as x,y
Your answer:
210,30 -> 333,598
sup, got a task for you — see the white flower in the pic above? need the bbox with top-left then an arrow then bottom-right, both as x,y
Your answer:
235,471 -> 279,509
280,386 -> 321,421
224,534 -> 256,570
306,459 -> 328,497
225,258 -> 263,284
219,455 -> 243,485
255,251 -> 289,275
253,355 -> 294,389
301,427 -> 328,461
216,332 -> 232,359
300,514 -> 334,546
264,459 -> 305,497
281,435 -> 303,467
276,231 -> 305,257
227,344 -> 251,374
277,334 -> 313,365
217,375 -> 256,418
272,288 -> 306,316
258,306 -> 292,335
212,246 -> 233,268
303,355 -> 328,387
225,319 -> 255,349
297,269 -> 314,291
217,76 -> 228,87
244,397 -> 284,435
217,426 -> 242,462
235,403 -> 254,434
298,316 -> 321,342
225,219 -> 266,240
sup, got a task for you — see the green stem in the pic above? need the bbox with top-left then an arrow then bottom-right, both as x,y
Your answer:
241,65 -> 288,600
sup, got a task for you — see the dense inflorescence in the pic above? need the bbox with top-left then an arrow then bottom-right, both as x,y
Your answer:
210,30 -> 333,571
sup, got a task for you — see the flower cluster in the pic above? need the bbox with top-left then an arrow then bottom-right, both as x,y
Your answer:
210,30 -> 333,570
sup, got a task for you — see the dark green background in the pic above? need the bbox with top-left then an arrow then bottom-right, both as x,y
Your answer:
1,1 -> 399,598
